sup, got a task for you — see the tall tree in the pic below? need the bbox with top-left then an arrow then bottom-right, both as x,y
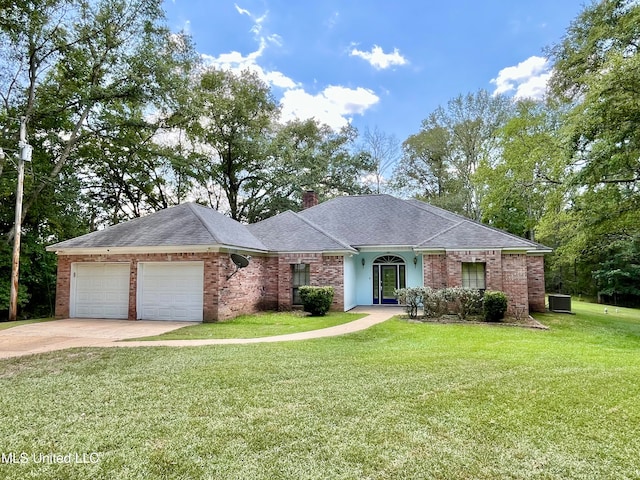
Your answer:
0,0 -> 196,316
549,0 -> 640,210
1,0 -> 194,238
188,68 -> 279,222
392,126 -> 465,212
188,70 -> 375,222
248,120 -> 374,222
476,99 -> 567,241
360,126 -> 400,194
547,0 -> 640,302
393,90 -> 511,218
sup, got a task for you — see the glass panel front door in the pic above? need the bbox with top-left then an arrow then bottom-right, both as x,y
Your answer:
373,266 -> 379,304
381,265 -> 397,303
372,256 -> 406,305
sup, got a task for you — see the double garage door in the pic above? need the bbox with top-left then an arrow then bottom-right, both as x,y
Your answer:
71,262 -> 203,321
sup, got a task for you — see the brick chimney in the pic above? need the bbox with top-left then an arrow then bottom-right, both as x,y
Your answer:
302,190 -> 319,209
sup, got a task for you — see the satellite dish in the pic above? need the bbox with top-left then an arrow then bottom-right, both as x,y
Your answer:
227,253 -> 251,280
231,253 -> 250,269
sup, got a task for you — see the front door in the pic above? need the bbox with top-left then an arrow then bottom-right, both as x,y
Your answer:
372,256 -> 406,305
381,265 -> 398,304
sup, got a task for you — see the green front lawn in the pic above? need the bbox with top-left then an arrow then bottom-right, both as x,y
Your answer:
135,311 -> 365,340
0,302 -> 639,479
0,318 -> 55,331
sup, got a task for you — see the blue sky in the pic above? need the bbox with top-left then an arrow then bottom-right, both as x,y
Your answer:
163,0 -> 586,142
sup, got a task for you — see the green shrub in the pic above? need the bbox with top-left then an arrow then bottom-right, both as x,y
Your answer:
442,287 -> 483,320
396,287 -> 485,320
299,286 -> 334,316
395,287 -> 425,318
423,288 -> 448,317
0,279 -> 30,318
483,290 -> 508,322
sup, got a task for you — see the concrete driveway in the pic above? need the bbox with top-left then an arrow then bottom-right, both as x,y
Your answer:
0,319 -> 196,359
0,307 -> 402,359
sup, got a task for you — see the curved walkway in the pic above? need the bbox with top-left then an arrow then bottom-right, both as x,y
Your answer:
0,307 -> 402,359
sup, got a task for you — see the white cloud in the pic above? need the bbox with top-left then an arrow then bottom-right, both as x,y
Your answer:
350,45 -> 408,70
491,55 -> 551,100
201,51 -> 298,90
514,71 -> 552,100
234,4 -> 251,17
201,8 -> 293,88
280,86 -> 379,130
199,6 -> 380,130
263,70 -> 298,89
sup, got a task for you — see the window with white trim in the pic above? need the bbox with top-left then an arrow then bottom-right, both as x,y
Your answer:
291,264 -> 310,305
462,262 -> 486,290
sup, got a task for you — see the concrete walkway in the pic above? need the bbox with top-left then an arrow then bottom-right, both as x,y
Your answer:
0,307 -> 402,359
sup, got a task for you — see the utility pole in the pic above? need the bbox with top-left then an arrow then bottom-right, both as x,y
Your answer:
9,117 -> 31,322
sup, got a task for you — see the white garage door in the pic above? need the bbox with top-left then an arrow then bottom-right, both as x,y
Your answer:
137,262 -> 204,321
71,263 -> 130,319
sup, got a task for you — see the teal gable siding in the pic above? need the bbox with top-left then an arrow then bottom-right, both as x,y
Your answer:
343,255 -> 357,311
353,252 -> 423,306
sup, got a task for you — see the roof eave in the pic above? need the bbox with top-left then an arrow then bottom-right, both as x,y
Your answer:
47,244 -> 269,256
527,248 -> 553,255
268,248 -> 357,255
414,246 -> 551,254
355,245 -> 418,252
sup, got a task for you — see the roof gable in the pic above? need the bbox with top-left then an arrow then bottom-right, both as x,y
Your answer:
297,195 -> 456,247
49,203 -> 267,251
248,211 -> 356,252
408,199 -> 549,251
48,195 -> 549,254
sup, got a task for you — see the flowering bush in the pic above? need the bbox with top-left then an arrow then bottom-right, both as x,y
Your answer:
394,287 -> 424,318
442,287 -> 483,320
395,287 -> 488,320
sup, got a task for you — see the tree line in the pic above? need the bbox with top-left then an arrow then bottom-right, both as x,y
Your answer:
1,0 -> 638,318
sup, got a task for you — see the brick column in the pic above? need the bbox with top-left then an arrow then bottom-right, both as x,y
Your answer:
501,254 -> 529,315
54,256 -> 72,318
526,255 -> 546,312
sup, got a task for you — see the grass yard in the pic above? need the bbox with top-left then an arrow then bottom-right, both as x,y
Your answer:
1,302 -> 639,479
134,311 -> 366,340
0,318 -> 54,331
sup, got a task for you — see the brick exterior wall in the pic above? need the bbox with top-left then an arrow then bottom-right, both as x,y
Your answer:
54,248 -> 542,321
423,254 -> 447,289
526,255 -> 546,312
215,255 -> 279,321
276,253 -> 344,312
501,253 -> 529,315
54,251 -> 344,322
422,250 -> 544,315
302,191 -> 319,209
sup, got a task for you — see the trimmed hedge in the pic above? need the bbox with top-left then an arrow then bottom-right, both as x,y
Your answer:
395,287 -> 511,321
483,290 -> 508,322
299,286 -> 334,316
442,287 -> 483,320
395,287 -> 483,320
394,287 -> 424,318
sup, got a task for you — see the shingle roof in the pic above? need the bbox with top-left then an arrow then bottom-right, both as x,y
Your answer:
408,199 -> 549,250
297,195 -> 454,247
247,211 -> 356,252
254,194 -> 546,251
48,203 -> 268,251
48,195 -> 549,253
